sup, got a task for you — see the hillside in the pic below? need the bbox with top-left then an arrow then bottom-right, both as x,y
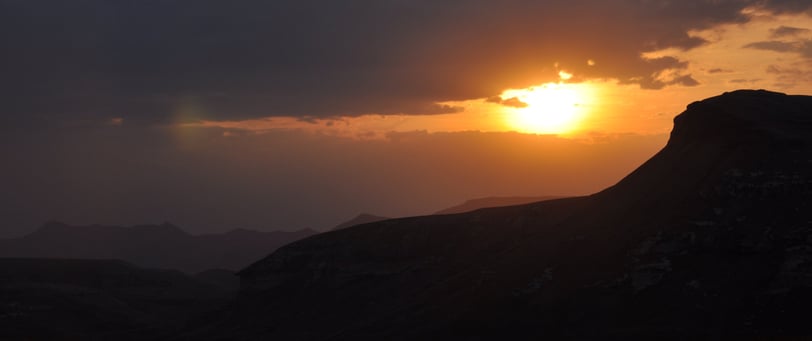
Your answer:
202,90 -> 812,339
0,258 -> 230,340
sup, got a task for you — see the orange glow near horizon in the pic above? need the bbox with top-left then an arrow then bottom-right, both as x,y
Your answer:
501,82 -> 597,135
169,8 -> 812,143
183,80 -> 665,140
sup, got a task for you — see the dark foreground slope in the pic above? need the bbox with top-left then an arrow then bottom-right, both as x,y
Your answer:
0,223 -> 316,273
202,90 -> 812,340
0,258 -> 230,340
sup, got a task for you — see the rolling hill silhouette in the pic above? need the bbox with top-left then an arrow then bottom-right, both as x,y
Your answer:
199,90 -> 812,339
0,222 -> 316,273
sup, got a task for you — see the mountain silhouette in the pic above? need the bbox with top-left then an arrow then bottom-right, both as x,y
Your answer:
0,222 -> 316,273
201,90 -> 812,339
434,196 -> 563,215
331,214 -> 391,231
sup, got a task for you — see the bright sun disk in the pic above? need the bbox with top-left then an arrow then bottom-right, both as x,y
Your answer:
502,82 -> 593,135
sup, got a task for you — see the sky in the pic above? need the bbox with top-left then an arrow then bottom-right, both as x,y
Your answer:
2,0 -> 812,236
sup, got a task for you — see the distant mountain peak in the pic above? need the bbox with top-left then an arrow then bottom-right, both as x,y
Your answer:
32,221 -> 188,235
128,222 -> 190,236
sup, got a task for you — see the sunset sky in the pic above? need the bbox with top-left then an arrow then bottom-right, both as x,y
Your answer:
2,0 -> 812,236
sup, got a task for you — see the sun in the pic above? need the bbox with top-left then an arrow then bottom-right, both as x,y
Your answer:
502,83 -> 594,135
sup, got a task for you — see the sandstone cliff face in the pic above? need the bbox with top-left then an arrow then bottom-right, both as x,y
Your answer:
225,90 -> 812,340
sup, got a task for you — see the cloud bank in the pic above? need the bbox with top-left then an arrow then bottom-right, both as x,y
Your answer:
2,0 -> 811,126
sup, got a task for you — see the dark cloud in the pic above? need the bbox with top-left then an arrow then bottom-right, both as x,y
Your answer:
1,0 -> 811,126
759,0 -> 812,14
744,40 -> 799,52
745,39 -> 812,58
766,65 -> 792,74
707,68 -> 733,74
486,96 -> 528,108
765,64 -> 812,89
616,57 -> 700,90
801,41 -> 812,58
634,72 -> 700,90
771,25 -> 811,38
669,74 -> 701,87
486,96 -> 504,105
670,35 -> 710,50
729,78 -> 762,84
501,97 -> 529,108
